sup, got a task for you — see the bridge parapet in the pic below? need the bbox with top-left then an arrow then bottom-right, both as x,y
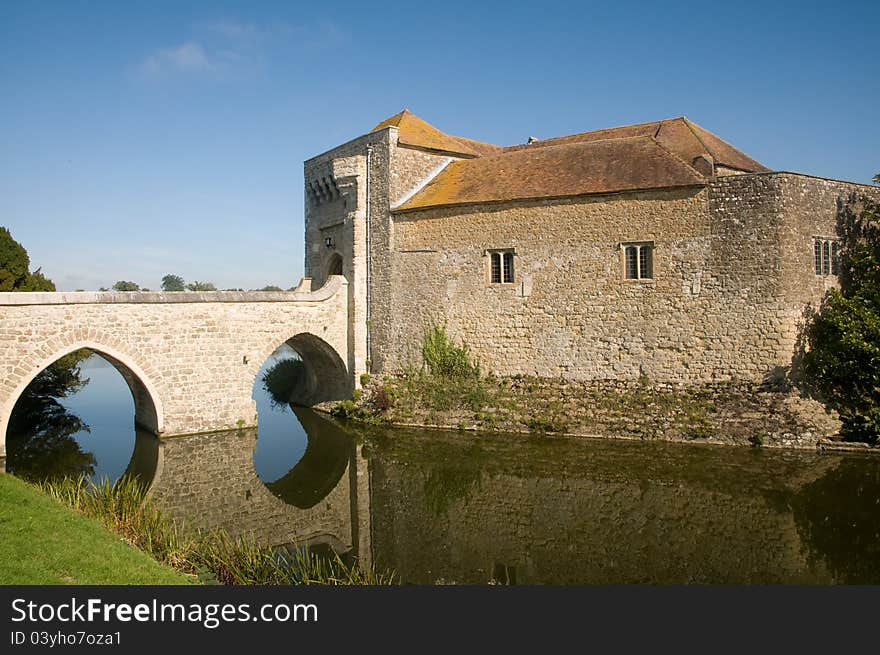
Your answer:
0,275 -> 345,306
0,276 -> 351,460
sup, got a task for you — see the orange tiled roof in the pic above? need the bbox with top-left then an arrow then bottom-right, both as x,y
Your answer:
372,111 -> 769,212
505,117 -> 770,173
371,109 -> 502,158
395,136 -> 706,212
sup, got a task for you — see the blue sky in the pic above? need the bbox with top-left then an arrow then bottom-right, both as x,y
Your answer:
2,0 -> 878,291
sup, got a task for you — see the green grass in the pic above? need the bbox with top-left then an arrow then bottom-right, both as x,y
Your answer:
0,474 -> 192,585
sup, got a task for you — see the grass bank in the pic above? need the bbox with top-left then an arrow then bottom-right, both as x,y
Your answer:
0,473 -> 190,585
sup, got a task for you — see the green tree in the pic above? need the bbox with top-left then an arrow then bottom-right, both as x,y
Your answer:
257,285 -> 283,291
0,227 -> 56,291
112,281 -> 140,291
161,274 -> 185,291
802,192 -> 880,442
186,281 -> 216,291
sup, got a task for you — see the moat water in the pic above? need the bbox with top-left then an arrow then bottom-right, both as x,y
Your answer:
6,351 -> 880,584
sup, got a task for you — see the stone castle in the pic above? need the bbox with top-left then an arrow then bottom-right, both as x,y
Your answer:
305,110 -> 878,386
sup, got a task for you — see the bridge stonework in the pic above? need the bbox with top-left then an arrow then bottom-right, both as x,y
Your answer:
0,276 -> 351,459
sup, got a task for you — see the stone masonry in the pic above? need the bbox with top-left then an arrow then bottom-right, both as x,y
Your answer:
0,278 -> 350,459
388,174 -> 878,382
305,112 -> 880,390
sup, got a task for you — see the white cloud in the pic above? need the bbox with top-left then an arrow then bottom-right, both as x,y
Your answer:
142,42 -> 213,75
139,19 -> 350,79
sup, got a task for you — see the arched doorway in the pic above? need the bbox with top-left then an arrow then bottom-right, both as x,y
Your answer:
326,253 -> 343,281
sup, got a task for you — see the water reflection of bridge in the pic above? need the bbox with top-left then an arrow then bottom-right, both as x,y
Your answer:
148,409 -> 372,565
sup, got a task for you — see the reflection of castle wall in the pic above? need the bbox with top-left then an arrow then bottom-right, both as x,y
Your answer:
367,435 -> 836,584
149,428 -> 356,550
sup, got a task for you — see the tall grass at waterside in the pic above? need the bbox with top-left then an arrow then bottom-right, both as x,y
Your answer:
332,321 -> 490,422
38,476 -> 196,571
36,475 -> 395,585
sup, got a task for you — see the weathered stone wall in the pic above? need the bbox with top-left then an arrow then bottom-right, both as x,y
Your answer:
305,138 -> 369,381
709,173 -> 879,382
777,173 -> 880,327
375,172 -> 878,385
371,374 -> 840,448
389,146 -> 454,207
305,130 -> 392,379
386,186 -> 756,381
715,165 -> 748,176
0,281 -> 350,457
304,133 -> 460,378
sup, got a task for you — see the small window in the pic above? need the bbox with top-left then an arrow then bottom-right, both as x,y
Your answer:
622,242 -> 653,280
488,249 -> 514,284
813,237 -> 840,276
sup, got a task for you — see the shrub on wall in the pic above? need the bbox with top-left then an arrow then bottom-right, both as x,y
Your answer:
802,194 -> 880,443
421,321 -> 481,380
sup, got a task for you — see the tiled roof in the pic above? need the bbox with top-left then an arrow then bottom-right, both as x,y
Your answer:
371,109 -> 502,158
370,111 -> 770,212
395,136 -> 706,212
505,117 -> 770,173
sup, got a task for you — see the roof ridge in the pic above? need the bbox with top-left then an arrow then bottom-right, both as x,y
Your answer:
680,117 -> 714,161
649,133 -> 707,180
516,116 -> 689,149
681,117 -> 770,172
501,134 -> 659,157
372,109 -> 500,157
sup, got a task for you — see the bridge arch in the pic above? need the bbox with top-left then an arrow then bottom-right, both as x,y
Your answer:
0,340 -> 165,459
255,332 -> 351,407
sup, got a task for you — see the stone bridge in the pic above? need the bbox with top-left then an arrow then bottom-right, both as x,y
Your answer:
0,276 -> 353,461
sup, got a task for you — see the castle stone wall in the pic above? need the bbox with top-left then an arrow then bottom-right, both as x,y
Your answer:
375,173 -> 878,384
385,185 -> 775,381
